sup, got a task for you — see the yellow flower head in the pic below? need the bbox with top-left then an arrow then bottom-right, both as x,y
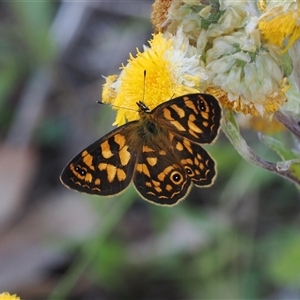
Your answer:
102,29 -> 206,126
0,292 -> 20,300
258,0 -> 300,52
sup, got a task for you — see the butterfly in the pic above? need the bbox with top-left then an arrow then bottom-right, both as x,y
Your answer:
60,93 -> 221,206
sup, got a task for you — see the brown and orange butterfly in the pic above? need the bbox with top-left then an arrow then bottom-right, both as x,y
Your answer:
60,93 -> 221,206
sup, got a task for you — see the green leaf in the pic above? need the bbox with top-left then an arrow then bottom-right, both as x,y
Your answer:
267,233 -> 300,287
289,162 -> 300,179
281,50 -> 293,77
90,240 -> 126,288
9,1 -> 56,64
259,134 -> 298,161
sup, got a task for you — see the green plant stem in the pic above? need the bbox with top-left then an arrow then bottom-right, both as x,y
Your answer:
274,110 -> 300,139
222,109 -> 300,186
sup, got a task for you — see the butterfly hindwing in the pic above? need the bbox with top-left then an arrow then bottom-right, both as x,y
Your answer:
178,138 -> 216,187
133,143 -> 191,205
132,134 -> 216,206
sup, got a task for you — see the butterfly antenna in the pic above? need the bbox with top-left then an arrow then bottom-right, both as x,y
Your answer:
97,101 -> 138,112
142,70 -> 146,102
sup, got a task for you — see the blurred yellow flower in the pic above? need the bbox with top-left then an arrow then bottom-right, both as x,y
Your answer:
102,75 -> 118,104
0,292 -> 20,300
258,0 -> 300,52
102,29 -> 206,126
237,114 -> 286,134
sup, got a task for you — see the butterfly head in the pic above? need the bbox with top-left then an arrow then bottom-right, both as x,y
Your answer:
137,101 -> 151,113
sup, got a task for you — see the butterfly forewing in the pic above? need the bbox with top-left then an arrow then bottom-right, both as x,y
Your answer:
60,125 -> 136,196
154,93 -> 221,144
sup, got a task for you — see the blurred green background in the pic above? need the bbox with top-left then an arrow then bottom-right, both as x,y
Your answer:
0,1 -> 300,299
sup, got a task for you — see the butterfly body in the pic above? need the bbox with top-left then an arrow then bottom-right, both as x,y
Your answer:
61,93 -> 221,206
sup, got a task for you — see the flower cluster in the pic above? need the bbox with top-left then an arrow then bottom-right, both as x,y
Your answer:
103,0 -> 299,125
